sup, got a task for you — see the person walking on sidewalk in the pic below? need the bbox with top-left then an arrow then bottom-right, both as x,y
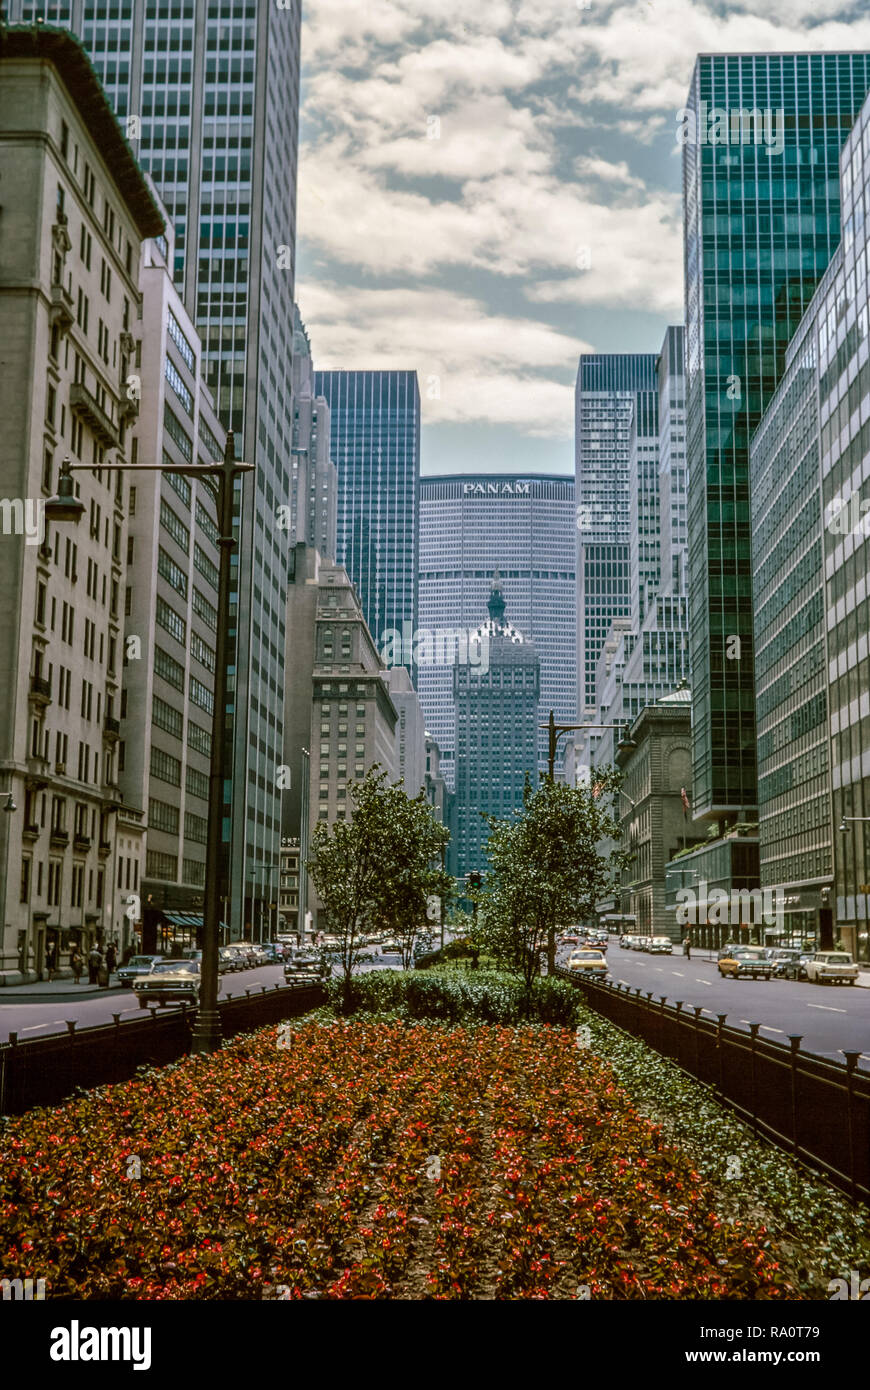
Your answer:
70,948 -> 84,985
104,941 -> 117,976
683,933 -> 692,961
46,941 -> 57,982
88,944 -> 102,984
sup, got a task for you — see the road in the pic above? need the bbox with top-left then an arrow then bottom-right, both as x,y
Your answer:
559,942 -> 870,1071
0,947 -> 401,1043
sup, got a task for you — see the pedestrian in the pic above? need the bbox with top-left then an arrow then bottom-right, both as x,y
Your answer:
70,947 -> 83,985
105,941 -> 117,976
46,941 -> 57,982
122,943 -> 134,966
684,933 -> 692,961
88,944 -> 102,984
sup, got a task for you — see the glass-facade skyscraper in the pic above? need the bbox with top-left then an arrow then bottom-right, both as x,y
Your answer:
575,353 -> 657,715
683,51 -> 870,823
313,370 -> 420,649
418,474 -> 575,787
14,1 -> 304,938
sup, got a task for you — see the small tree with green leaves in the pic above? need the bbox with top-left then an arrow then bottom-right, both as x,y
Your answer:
306,767 -> 452,1006
477,770 -> 628,993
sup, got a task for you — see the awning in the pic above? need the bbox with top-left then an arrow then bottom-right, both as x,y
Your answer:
162,912 -> 230,931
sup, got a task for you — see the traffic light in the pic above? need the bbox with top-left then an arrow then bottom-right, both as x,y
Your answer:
468,872 -> 482,892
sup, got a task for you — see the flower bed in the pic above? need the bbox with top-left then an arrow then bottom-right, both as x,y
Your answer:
0,1020 -> 799,1299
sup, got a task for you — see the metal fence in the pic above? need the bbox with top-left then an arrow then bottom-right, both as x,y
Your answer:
556,968 -> 870,1205
0,982 -> 326,1117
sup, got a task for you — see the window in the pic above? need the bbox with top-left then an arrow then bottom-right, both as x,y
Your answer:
182,857 -> 206,886
146,849 -> 177,880
186,766 -> 209,800
195,500 -> 219,548
165,358 -> 193,414
148,798 -> 179,835
192,586 -> 217,631
164,405 -> 193,461
150,745 -> 182,787
184,810 -> 207,844
167,310 -> 195,371
190,631 -> 215,672
160,497 -> 190,552
188,721 -> 210,756
193,543 -> 219,590
157,546 -> 188,599
154,645 -> 184,691
153,695 -> 183,738
189,677 -> 213,714
60,121 -> 69,160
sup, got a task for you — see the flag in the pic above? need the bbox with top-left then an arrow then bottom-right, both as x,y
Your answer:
681,787 -> 690,816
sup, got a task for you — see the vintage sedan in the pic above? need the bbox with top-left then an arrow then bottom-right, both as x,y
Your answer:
566,949 -> 608,978
647,937 -> 674,954
717,947 -> 773,980
804,951 -> 859,986
133,959 -> 201,1008
116,954 -> 164,987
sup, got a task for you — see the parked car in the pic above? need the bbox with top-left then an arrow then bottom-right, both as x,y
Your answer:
218,947 -> 237,974
647,937 -> 673,954
226,945 -> 253,970
805,951 -> 859,985
781,949 -> 815,981
182,948 -> 203,964
766,947 -> 802,978
717,947 -> 773,980
117,954 -> 164,987
133,959 -> 201,1008
283,950 -> 330,982
619,933 -> 636,948
567,948 -> 608,978
632,936 -> 651,951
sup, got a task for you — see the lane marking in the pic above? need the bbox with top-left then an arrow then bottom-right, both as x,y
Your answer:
806,1003 -> 846,1013
695,978 -> 712,986
760,1025 -> 784,1034
672,971 -> 684,977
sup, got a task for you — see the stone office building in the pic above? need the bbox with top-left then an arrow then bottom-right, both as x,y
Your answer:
0,26 -> 163,981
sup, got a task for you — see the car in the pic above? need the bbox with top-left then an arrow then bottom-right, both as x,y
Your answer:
218,947 -> 237,974
632,936 -> 651,951
381,938 -> 403,954
116,954 -> 164,987
647,937 -> 673,954
249,945 -> 271,966
619,933 -> 635,948
133,959 -> 201,1008
804,951 -> 859,985
717,947 -> 773,980
567,948 -> 608,977
283,951 -> 330,982
182,947 -> 203,964
560,934 -> 580,947
781,949 -> 815,981
225,945 -> 253,970
766,947 -> 802,978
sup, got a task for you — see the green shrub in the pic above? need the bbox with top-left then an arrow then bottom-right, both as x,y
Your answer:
325,968 -> 581,1028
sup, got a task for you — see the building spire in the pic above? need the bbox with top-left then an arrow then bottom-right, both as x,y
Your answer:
487,570 -> 506,626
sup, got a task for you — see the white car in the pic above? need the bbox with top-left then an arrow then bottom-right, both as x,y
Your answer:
804,951 -> 859,985
647,937 -> 673,955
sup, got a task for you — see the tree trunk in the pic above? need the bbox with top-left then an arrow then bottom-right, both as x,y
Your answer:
547,923 -> 556,975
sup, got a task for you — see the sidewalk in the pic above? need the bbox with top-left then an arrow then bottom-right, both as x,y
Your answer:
0,975 -> 128,999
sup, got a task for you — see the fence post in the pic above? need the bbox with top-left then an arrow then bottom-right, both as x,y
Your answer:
716,1014 -> 727,1098
748,1023 -> 760,1134
692,1005 -> 703,1079
841,1051 -> 861,1205
787,1036 -> 802,1157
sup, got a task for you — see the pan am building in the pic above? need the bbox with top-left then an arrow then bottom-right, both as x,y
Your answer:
418,474 -> 575,788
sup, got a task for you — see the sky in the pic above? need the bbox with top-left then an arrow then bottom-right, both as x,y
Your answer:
294,0 -> 870,477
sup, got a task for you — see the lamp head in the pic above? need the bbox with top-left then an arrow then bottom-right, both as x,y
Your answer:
44,458 -> 85,523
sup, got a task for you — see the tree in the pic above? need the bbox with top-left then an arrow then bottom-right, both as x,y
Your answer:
306,767 -> 451,1006
476,770 -> 628,990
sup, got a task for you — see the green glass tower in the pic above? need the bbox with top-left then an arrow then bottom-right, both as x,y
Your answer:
683,52 -> 870,822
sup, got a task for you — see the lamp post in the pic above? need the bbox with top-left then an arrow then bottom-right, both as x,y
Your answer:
540,709 -> 636,781
1,788 -> 17,978
838,817 -> 870,957
46,432 -> 253,1054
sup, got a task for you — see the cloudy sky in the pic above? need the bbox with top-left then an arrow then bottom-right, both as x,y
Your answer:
294,0 -> 870,477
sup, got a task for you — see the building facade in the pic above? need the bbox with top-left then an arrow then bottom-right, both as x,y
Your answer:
15,0 -> 306,950
683,50 -> 870,825
122,221 -> 227,955
575,353 -> 658,716
451,575 -> 540,879
282,543 -> 398,930
0,25 -> 163,981
381,665 -> 427,798
751,85 -> 870,961
290,304 -> 337,563
313,369 -> 420,652
418,473 -> 575,786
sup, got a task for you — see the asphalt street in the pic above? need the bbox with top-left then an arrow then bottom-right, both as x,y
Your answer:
562,942 -> 870,1071
0,947 -> 402,1043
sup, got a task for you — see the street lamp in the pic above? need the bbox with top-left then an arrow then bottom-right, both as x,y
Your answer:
540,709 -> 636,780
46,433 -> 253,1055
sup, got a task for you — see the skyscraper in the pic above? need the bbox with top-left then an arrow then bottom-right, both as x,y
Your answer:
575,353 -> 657,716
313,370 -> 420,650
452,575 -> 540,879
418,474 -> 575,787
290,305 -> 337,564
683,51 -> 870,824
13,1 -> 305,939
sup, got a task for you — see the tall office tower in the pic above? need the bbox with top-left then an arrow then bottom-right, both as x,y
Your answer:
418,474 -> 575,787
657,326 -> 688,601
628,390 -> 660,630
751,87 -> 870,962
0,25 -> 163,982
281,543 -> 398,931
123,223 -> 226,958
683,51 -> 870,826
11,2 -> 305,942
575,353 -> 657,716
452,575 -> 540,879
290,305 -> 337,563
313,370 -> 420,648
381,665 -> 427,797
